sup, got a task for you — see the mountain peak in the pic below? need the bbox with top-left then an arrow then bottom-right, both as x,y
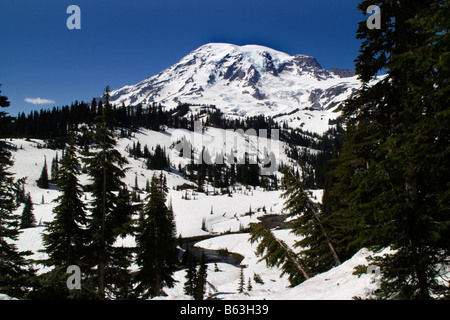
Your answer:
108,43 -> 360,133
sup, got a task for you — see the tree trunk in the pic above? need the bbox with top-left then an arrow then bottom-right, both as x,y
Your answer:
98,151 -> 107,299
274,237 -> 310,280
309,199 -> 341,266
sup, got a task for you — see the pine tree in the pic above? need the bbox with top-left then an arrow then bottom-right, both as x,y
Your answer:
194,251 -> 208,300
248,167 -> 341,285
282,168 -> 341,275
247,277 -> 253,292
83,86 -> 133,299
20,193 -> 36,229
148,144 -> 168,170
37,157 -> 49,189
249,222 -> 309,286
50,153 -> 59,182
238,266 -> 245,293
183,248 -> 197,296
0,85 -> 35,298
329,0 -> 450,299
13,177 -> 26,206
42,136 -> 89,268
134,174 -> 178,298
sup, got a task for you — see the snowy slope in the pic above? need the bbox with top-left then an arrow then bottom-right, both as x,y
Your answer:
8,126 -> 297,239
108,43 -> 362,134
4,127 -> 379,300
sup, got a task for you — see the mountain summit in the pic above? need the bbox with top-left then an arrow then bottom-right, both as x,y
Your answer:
109,43 -> 361,132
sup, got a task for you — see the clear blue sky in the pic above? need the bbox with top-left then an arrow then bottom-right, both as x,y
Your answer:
0,0 -> 364,116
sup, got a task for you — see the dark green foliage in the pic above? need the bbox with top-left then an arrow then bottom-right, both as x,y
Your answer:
249,222 -> 309,287
50,153 -> 59,182
0,85 -> 35,298
20,193 -> 36,229
282,169 -> 341,274
42,136 -> 89,268
147,144 -> 169,170
183,249 -> 208,300
235,153 -> 260,187
238,266 -> 245,293
183,248 -> 197,296
83,86 -> 133,299
134,174 -> 178,298
248,167 -> 343,287
328,0 -> 450,299
26,267 -> 99,300
195,251 -> 208,300
13,178 -> 26,206
37,158 -> 49,189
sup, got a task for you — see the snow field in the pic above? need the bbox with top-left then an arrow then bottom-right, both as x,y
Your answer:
5,130 -> 379,300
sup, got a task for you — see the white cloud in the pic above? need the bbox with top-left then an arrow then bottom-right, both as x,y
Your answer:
24,97 -> 55,105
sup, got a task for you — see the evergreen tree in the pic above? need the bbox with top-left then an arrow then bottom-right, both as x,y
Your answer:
249,222 -> 309,286
282,168 -> 341,275
0,85 -> 35,298
42,136 -> 89,268
183,249 -> 208,300
37,157 -> 49,189
247,277 -> 253,292
248,167 -> 341,285
148,144 -> 169,170
13,178 -> 26,206
329,0 -> 450,299
26,266 -> 99,300
134,174 -> 178,298
183,248 -> 197,296
20,193 -> 36,229
50,153 -> 59,182
194,251 -> 208,300
238,266 -> 245,293
83,86 -> 133,299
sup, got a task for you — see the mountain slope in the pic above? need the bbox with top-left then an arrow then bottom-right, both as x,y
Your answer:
108,43 -> 361,133
6,133 -> 379,300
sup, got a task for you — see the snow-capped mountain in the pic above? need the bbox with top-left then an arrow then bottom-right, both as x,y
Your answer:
109,43 -> 361,133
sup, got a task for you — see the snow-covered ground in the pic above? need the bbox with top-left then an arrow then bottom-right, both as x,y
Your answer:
161,233 -> 380,300
3,129 -> 380,300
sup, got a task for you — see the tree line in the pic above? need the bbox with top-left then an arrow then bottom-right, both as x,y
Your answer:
8,99 -> 342,189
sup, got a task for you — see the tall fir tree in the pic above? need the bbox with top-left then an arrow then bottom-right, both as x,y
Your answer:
282,168 -> 341,275
50,153 -> 59,182
238,266 -> 245,294
328,0 -> 450,299
83,86 -> 133,299
194,251 -> 208,300
37,157 -> 49,189
20,193 -> 36,229
134,174 -> 178,298
183,248 -> 197,297
0,85 -> 35,298
42,136 -> 89,268
183,249 -> 208,300
249,222 -> 310,287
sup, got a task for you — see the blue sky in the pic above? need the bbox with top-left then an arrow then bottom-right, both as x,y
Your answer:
0,0 -> 364,116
